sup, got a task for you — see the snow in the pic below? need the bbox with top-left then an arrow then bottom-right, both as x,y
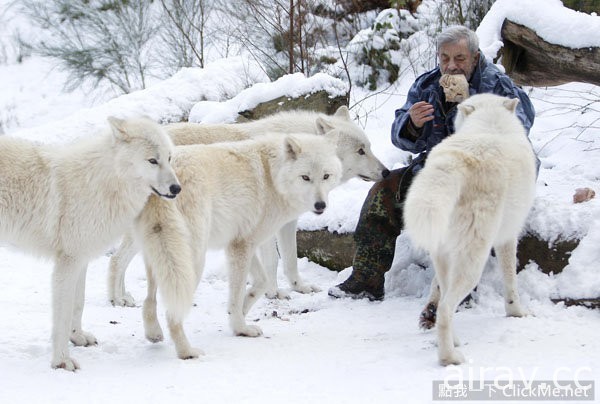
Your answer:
189,72 -> 348,124
477,0 -> 600,61
0,1 -> 599,403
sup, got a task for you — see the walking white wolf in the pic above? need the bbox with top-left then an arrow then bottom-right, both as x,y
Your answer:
108,106 -> 389,306
135,133 -> 342,359
0,117 -> 180,370
403,94 -> 536,365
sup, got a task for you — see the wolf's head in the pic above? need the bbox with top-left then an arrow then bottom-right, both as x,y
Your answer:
454,93 -> 520,133
315,106 -> 389,183
107,116 -> 181,199
273,134 -> 342,215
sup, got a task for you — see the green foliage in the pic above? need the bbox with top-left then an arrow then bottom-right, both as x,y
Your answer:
435,0 -> 496,30
360,47 -> 399,90
319,55 -> 338,65
351,8 -> 415,90
272,32 -> 288,53
389,0 -> 407,9
21,0 -> 157,94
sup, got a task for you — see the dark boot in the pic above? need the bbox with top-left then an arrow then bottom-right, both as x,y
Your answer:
328,274 -> 385,301
328,168 -> 414,301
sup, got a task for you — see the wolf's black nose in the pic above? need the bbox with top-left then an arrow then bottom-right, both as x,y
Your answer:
170,184 -> 181,195
314,201 -> 326,212
382,169 -> 390,178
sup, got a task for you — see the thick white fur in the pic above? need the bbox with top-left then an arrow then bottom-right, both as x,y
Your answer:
109,106 -> 388,305
403,93 -> 536,365
0,117 -> 180,371
135,133 -> 342,359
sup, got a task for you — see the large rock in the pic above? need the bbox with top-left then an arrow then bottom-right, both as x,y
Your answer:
516,233 -> 579,274
297,229 -> 579,274
297,230 -> 355,270
237,90 -> 349,121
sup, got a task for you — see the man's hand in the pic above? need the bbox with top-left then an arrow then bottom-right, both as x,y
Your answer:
409,101 -> 434,128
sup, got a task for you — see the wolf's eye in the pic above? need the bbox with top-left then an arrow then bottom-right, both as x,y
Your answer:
358,148 -> 365,155
323,174 -> 330,180
148,158 -> 158,165
302,175 -> 310,181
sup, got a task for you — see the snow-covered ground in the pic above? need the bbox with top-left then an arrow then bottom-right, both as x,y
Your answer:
0,0 -> 598,403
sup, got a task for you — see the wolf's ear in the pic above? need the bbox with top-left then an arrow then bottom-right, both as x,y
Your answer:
315,117 -> 335,135
321,128 -> 339,144
107,116 -> 130,141
458,104 -> 475,116
503,98 -> 519,113
333,105 -> 351,120
284,136 -> 302,160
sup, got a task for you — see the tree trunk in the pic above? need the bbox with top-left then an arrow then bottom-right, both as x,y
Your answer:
500,19 -> 600,87
289,0 -> 295,74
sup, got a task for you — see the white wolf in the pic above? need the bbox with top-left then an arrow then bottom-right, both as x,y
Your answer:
108,106 -> 389,305
403,93 -> 536,366
0,117 -> 180,371
135,133 -> 342,359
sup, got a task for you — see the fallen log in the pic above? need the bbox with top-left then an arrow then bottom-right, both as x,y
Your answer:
550,298 -> 600,310
500,19 -> 600,87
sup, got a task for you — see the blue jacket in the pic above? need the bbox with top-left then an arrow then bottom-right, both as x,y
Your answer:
391,55 -> 536,171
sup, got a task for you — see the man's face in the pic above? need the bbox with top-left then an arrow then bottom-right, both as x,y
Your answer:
438,38 -> 479,80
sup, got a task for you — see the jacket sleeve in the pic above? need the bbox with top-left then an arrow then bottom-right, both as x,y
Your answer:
391,81 -> 427,153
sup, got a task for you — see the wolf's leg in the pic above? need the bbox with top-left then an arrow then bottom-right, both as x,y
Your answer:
137,200 -> 199,358
227,241 -> 263,337
70,265 -> 98,347
278,220 -> 321,295
108,232 -> 138,307
243,254 -> 268,316
51,254 -> 86,371
419,275 -> 440,330
163,241 -> 206,359
259,238 -> 286,299
495,239 -> 527,317
433,250 -> 485,366
166,311 -> 204,360
142,261 -> 164,343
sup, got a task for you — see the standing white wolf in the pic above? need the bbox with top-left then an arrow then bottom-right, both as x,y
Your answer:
135,133 -> 342,359
403,94 -> 536,366
109,106 -> 389,305
0,117 -> 180,371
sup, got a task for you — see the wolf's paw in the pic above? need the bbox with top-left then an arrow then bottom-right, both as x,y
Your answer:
145,331 -> 164,343
70,330 -> 97,347
439,349 -> 465,366
292,282 -> 321,294
265,288 -> 291,300
52,357 -> 80,371
506,304 -> 528,318
145,326 -> 164,343
419,302 -> 437,330
234,324 -> 263,337
111,292 -> 136,307
177,347 -> 204,360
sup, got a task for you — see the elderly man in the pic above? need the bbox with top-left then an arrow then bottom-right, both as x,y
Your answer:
329,25 -> 537,301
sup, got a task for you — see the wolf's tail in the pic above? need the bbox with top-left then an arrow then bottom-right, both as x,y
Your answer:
137,199 -> 197,322
403,150 -> 472,251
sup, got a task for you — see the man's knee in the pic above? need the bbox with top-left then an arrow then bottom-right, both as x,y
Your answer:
367,168 -> 405,196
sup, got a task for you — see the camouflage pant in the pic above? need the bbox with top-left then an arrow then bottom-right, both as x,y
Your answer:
351,166 -> 417,285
